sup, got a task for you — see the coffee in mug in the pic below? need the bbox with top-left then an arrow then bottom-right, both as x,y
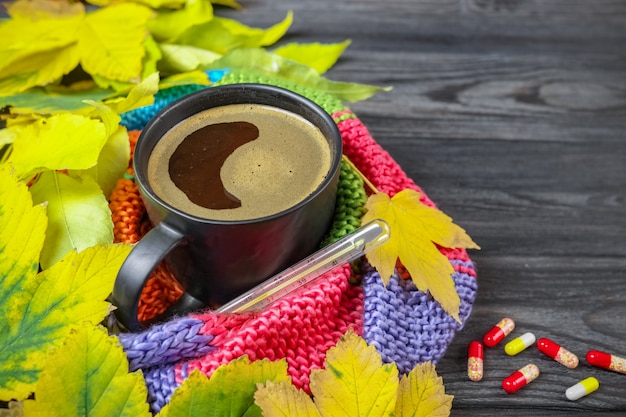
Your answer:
112,84 -> 342,331
147,103 -> 331,221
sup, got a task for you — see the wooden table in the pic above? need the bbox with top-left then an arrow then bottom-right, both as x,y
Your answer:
226,1 -> 626,415
2,1 -> 624,414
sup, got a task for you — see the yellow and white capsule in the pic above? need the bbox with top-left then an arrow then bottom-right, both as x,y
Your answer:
505,332 -> 536,356
565,377 -> 599,401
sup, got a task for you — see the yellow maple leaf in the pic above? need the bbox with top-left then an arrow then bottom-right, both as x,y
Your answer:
361,189 -> 479,322
395,362 -> 453,417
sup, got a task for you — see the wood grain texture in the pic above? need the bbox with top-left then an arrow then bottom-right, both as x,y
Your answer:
2,0 -> 623,414
222,0 -> 626,414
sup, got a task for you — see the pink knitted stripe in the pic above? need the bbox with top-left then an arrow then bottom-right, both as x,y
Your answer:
179,264 -> 363,393
335,111 -> 471,264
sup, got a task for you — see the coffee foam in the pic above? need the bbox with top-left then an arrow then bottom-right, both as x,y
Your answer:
148,103 -> 331,221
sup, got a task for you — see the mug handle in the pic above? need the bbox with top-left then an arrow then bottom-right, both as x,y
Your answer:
112,222 -> 205,331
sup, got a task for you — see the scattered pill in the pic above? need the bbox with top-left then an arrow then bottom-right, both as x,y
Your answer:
483,317 -> 515,348
505,332 -> 536,356
467,340 -> 484,381
565,377 -> 599,401
502,364 -> 540,394
586,350 -> 626,374
537,337 -> 579,369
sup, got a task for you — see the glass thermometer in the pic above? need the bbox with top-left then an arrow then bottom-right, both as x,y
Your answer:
216,219 -> 390,313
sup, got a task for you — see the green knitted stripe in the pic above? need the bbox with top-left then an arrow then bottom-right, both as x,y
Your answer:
321,159 -> 368,246
215,70 -> 347,116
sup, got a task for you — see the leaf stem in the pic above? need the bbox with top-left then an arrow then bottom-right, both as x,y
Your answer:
341,154 -> 379,194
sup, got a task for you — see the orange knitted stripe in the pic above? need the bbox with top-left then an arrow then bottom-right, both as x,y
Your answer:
109,130 -> 183,322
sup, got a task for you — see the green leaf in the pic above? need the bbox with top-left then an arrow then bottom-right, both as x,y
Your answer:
29,171 -> 114,269
158,43 -> 222,73
0,84 -> 114,114
0,238 -> 131,400
175,12 -> 292,55
273,41 -> 351,74
148,0 -> 214,42
78,3 -> 152,83
7,113 -> 107,180
23,325 -> 151,417
209,48 -> 390,102
158,356 -> 289,417
73,125 -> 130,197
309,330 -> 398,417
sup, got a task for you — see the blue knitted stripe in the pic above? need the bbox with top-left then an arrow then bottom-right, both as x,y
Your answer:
362,262 -> 477,374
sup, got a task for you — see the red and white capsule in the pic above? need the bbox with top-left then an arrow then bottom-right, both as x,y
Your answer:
467,340 -> 484,381
586,350 -> 626,374
502,364 -> 540,394
483,317 -> 515,348
537,337 -> 579,369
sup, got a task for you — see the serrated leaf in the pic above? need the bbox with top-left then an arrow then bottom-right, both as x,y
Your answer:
254,380 -> 322,417
158,356 -> 289,417
0,164 -> 47,332
395,362 -> 452,417
0,45 -> 81,96
29,171 -> 114,269
209,48 -> 389,102
22,325 -> 151,417
73,125 -> 130,197
361,189 -> 480,322
78,3 -> 152,83
273,41 -> 351,74
175,12 -> 292,55
148,0 -> 214,42
0,242 -> 131,400
7,113 -> 107,180
309,330 -> 398,417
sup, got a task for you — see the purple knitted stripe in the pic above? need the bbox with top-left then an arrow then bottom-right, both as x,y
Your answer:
144,364 -> 179,414
362,263 -> 477,374
118,317 -> 215,371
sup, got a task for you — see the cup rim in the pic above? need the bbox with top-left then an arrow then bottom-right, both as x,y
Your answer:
133,83 -> 343,225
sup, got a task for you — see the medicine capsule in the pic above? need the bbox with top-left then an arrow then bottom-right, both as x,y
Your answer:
565,377 -> 599,401
505,332 -> 536,356
467,340 -> 484,381
502,364 -> 540,394
537,337 -> 579,369
586,350 -> 626,374
483,317 -> 515,347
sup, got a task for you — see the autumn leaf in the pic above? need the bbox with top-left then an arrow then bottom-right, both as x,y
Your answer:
254,380 -> 322,417
0,164 -> 131,400
78,3 -> 152,84
273,40 -> 352,74
158,356 -> 289,417
22,325 -> 151,417
361,189 -> 480,322
209,48 -> 390,103
6,113 -> 108,180
147,0 -> 214,42
311,330 -> 398,417
30,171 -> 115,269
395,362 -> 452,417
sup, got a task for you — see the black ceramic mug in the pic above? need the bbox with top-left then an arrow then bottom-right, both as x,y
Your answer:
112,84 -> 342,331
